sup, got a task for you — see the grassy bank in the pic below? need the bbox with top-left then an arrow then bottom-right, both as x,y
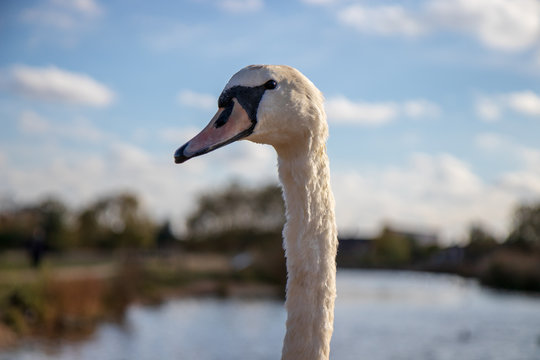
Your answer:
0,250 -> 283,348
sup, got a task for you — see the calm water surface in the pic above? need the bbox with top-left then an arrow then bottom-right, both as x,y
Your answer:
2,270 -> 540,360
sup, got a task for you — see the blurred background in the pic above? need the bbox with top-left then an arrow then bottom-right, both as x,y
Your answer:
1,1 -> 540,359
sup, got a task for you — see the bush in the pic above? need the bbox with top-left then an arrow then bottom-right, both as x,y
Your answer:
480,250 -> 540,292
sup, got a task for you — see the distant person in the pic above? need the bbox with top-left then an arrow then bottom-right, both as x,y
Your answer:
28,227 -> 45,268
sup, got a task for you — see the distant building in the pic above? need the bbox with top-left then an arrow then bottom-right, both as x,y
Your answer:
336,226 -> 441,268
427,245 -> 465,267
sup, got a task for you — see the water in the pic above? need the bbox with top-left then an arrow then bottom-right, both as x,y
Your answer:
2,270 -> 540,360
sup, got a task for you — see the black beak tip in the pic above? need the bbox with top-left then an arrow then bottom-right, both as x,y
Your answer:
174,156 -> 184,164
174,144 -> 189,164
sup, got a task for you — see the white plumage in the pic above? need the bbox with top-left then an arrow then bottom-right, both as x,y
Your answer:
175,65 -> 338,360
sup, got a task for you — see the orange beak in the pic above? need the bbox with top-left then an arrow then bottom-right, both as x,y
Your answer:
174,99 -> 255,164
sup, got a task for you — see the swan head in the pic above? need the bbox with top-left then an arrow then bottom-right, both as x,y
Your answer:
174,64 -> 326,163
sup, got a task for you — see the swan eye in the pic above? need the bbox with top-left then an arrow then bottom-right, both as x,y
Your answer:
264,80 -> 277,90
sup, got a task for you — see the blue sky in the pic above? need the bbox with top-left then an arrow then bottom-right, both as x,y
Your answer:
1,0 -> 540,242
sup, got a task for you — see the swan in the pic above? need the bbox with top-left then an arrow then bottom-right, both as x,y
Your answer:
174,65 -> 338,360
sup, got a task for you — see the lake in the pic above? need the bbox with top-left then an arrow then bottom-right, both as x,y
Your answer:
2,270 -> 540,360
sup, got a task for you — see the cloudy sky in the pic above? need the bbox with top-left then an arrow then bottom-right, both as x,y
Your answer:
1,0 -> 540,242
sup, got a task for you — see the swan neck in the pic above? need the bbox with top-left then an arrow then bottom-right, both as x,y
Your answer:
278,144 -> 338,360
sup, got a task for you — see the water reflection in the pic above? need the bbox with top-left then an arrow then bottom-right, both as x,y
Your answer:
332,271 -> 540,360
3,270 -> 540,360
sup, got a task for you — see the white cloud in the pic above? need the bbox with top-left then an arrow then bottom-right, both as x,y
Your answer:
300,0 -> 339,5
338,4 -> 425,36
475,132 -> 539,164
19,111 -> 51,134
60,118 -> 107,142
222,141 -> 276,178
55,0 -> 103,16
506,91 -> 540,116
329,0 -> 540,52
403,99 -> 441,118
17,110 -> 107,143
474,134 -> 540,199
325,95 -> 439,125
326,96 -> 398,125
332,151 -> 539,242
177,90 -> 216,110
159,126 -> 201,145
0,151 -> 6,167
21,0 -> 102,30
501,172 -> 540,196
476,90 -> 540,121
219,0 -> 264,13
475,133 -> 507,151
1,65 -> 115,107
535,50 -> 540,68
427,0 -> 540,52
475,96 -> 501,122
500,145 -> 540,196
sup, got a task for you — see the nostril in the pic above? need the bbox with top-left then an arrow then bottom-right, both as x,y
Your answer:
214,115 -> 227,128
214,102 -> 234,128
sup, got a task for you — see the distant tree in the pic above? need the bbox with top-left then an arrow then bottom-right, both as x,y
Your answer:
77,193 -> 155,249
184,183 -> 287,288
464,224 -> 498,261
0,196 -> 71,251
0,207 -> 35,249
156,220 -> 178,248
184,183 -> 285,256
371,226 -> 412,266
187,183 -> 285,240
77,206 -> 103,248
507,203 -> 540,251
35,197 -> 72,250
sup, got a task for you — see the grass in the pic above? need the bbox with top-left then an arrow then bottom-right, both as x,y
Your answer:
0,264 -> 126,342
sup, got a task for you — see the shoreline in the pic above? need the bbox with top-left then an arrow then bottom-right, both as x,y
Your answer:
1,249 -> 539,349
